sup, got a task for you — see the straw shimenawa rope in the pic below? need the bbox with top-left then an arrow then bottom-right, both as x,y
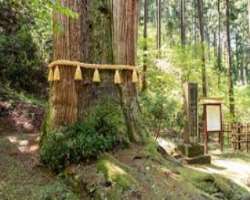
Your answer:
48,60 -> 139,83
48,60 -> 137,71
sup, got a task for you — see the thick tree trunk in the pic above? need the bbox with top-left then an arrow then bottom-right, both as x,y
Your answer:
47,0 -> 144,143
50,0 -> 81,127
77,0 -> 116,120
226,0 -> 235,118
197,0 -> 207,97
113,0 -> 145,142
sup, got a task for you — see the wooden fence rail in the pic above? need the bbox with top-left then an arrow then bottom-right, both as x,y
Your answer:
199,122 -> 250,152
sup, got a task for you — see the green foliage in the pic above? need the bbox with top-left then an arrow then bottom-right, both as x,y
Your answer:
0,0 -> 48,94
143,138 -> 162,160
141,92 -> 182,133
0,31 -> 46,93
40,102 -> 125,172
49,0 -> 79,19
139,62 -> 183,133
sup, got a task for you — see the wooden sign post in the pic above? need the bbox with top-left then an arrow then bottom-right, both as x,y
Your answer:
200,98 -> 223,154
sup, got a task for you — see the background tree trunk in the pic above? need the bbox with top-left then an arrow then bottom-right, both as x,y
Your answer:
217,0 -> 222,88
156,0 -> 161,56
180,0 -> 190,144
225,0 -> 235,118
197,0 -> 207,97
248,0 -> 250,34
142,0 -> 148,92
180,0 -> 186,46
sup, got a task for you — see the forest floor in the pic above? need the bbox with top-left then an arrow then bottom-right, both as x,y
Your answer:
0,86 -> 250,199
0,123 -> 249,199
0,125 -> 80,200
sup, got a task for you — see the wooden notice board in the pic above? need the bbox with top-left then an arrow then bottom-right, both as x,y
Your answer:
205,104 -> 222,132
200,97 -> 223,154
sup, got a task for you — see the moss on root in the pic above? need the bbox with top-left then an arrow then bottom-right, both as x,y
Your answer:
97,154 -> 137,190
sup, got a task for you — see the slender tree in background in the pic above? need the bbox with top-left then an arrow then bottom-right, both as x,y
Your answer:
217,0 -> 222,87
235,34 -> 244,85
197,0 -> 207,97
156,0 -> 161,55
247,0 -> 250,90
142,0 -> 148,92
225,0 -> 235,118
180,0 -> 190,144
46,0 -> 144,143
248,0 -> 250,34
180,0 -> 186,46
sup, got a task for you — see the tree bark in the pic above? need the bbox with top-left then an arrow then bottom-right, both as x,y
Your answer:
113,0 -> 145,142
50,0 -> 81,127
77,0 -> 116,120
225,0 -> 235,118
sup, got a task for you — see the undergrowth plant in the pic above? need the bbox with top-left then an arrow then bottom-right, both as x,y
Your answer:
40,101 -> 126,172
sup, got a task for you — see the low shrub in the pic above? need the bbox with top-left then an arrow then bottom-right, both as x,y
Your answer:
40,101 -> 125,172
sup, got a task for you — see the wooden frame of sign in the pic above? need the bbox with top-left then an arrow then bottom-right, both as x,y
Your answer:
200,98 -> 223,154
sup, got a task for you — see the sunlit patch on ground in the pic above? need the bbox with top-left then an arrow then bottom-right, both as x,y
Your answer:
190,153 -> 250,191
6,134 -> 40,153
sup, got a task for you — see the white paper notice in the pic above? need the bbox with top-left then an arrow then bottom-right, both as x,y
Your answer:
206,105 -> 221,132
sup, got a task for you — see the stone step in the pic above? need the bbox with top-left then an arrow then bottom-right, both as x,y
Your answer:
182,155 -> 211,165
178,144 -> 204,158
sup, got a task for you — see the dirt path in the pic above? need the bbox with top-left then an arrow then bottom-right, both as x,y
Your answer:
190,150 -> 250,191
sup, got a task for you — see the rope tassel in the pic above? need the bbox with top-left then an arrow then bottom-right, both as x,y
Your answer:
48,68 -> 54,82
53,66 -> 60,81
74,64 -> 83,80
132,69 -> 138,83
93,69 -> 101,82
114,70 -> 122,84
